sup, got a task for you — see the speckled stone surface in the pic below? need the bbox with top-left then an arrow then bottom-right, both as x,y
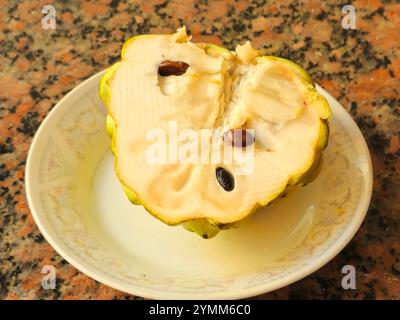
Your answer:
0,0 -> 399,300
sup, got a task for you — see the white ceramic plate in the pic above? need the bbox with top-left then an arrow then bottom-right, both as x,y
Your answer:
26,71 -> 372,299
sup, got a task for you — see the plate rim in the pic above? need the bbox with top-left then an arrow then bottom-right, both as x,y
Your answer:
25,71 -> 373,299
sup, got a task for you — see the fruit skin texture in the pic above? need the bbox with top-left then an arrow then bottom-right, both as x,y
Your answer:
99,34 -> 331,239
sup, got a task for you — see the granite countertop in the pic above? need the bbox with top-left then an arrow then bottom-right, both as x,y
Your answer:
0,0 -> 399,299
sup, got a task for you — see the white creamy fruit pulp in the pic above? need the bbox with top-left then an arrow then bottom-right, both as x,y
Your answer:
109,27 -> 326,225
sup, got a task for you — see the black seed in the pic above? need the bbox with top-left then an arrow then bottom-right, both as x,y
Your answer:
216,167 -> 235,191
202,234 -> 208,239
158,60 -> 189,76
223,128 -> 254,147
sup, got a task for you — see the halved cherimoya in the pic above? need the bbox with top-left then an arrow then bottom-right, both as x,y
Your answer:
99,27 -> 331,239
